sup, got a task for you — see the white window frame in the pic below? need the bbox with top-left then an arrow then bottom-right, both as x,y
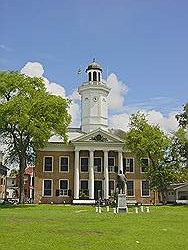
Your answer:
94,157 -> 102,173
125,158 -> 135,173
80,157 -> 89,173
127,180 -> 135,197
43,156 -> 53,172
59,156 -> 69,173
108,157 -> 115,173
42,179 -> 53,197
141,180 -> 150,197
59,179 -> 69,197
140,158 -> 149,173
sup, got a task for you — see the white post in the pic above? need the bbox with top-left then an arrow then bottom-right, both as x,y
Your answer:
135,207 -> 139,214
141,206 -> 144,212
146,207 -> 150,213
104,150 -> 109,199
89,150 -> 94,199
74,150 -> 80,199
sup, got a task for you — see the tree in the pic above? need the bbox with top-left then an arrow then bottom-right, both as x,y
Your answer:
0,71 -> 71,203
176,103 -> 188,168
9,168 -> 19,177
176,103 -> 188,128
124,112 -> 185,203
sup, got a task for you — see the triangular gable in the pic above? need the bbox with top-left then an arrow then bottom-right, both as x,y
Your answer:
71,128 -> 124,144
174,182 -> 188,190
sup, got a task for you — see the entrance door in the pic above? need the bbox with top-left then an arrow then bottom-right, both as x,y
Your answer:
94,181 -> 103,200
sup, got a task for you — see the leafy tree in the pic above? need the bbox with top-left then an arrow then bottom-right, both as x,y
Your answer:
176,103 -> 188,168
0,71 -> 71,203
9,168 -> 19,177
124,112 -> 185,203
176,103 -> 188,128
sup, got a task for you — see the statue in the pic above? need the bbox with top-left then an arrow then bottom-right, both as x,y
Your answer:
117,170 -> 127,194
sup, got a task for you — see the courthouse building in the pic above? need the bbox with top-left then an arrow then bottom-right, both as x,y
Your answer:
34,60 -> 155,204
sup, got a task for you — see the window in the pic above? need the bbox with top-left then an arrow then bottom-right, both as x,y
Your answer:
80,157 -> 88,172
108,157 -> 115,172
141,180 -> 150,197
80,180 -> 89,197
109,180 -> 115,196
44,156 -> 53,172
140,158 -> 149,173
43,179 -> 52,196
59,180 -> 68,196
93,71 -> 97,81
123,158 -> 134,172
80,180 -> 88,190
94,157 -> 102,172
98,72 -> 101,81
89,72 -> 91,81
127,181 -> 134,196
59,156 -> 69,172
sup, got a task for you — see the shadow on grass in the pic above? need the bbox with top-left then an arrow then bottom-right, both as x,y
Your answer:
0,204 -> 36,209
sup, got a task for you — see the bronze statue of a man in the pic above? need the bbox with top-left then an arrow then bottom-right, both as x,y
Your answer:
117,170 -> 127,194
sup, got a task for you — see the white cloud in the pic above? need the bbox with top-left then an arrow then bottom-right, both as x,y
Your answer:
46,81 -> 66,97
21,62 -> 66,97
106,73 -> 128,110
68,102 -> 81,127
147,110 -> 178,132
21,62 -> 44,77
109,113 -> 130,131
109,110 -> 178,132
69,89 -> 81,101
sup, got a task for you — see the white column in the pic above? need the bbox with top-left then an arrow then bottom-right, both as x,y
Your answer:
118,151 -> 123,172
89,150 -> 94,199
104,150 -> 109,199
74,150 -> 80,199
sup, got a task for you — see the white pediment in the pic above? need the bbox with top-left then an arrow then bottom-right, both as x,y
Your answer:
71,128 -> 124,144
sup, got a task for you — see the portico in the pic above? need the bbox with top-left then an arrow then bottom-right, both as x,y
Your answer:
73,133 -> 124,201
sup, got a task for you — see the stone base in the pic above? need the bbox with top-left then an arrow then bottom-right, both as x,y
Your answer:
72,199 -> 95,205
117,194 -> 127,213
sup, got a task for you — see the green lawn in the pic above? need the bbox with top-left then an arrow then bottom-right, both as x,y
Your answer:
0,204 -> 187,250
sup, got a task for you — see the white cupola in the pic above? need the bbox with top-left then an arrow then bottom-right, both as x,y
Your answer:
78,59 -> 111,133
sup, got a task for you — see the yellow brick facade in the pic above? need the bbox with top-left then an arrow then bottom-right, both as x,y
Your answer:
34,144 -> 157,205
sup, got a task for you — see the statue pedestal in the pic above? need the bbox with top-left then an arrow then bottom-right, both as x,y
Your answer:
117,194 -> 127,213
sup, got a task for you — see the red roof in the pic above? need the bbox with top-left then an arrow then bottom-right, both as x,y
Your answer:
25,166 -> 34,175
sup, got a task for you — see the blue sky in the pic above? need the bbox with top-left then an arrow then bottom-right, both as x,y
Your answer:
0,0 -> 188,131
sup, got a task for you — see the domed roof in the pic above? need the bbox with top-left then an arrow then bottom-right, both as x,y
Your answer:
86,58 -> 102,72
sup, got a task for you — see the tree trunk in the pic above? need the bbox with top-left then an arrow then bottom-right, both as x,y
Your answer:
19,156 -> 26,204
161,190 -> 167,205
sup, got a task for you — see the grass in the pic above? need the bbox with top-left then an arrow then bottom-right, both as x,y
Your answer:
0,204 -> 187,250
